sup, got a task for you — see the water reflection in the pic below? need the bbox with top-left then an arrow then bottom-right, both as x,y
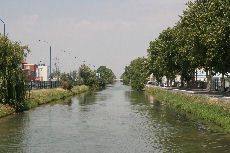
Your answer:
77,91 -> 108,106
1,82 -> 230,152
126,89 -> 230,152
0,114 -> 28,152
77,92 -> 97,106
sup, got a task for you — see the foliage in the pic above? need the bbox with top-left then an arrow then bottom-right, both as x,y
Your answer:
60,72 -> 71,81
78,64 -> 98,88
71,70 -> 78,81
146,0 -> 230,89
120,66 -> 131,85
78,64 -> 116,89
0,35 -> 30,111
121,57 -> 149,91
96,66 -> 116,88
61,81 -> 73,91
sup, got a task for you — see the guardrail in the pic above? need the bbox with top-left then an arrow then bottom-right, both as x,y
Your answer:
26,81 -> 78,90
212,78 -> 230,91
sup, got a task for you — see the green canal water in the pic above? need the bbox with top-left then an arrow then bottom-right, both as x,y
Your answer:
0,82 -> 230,153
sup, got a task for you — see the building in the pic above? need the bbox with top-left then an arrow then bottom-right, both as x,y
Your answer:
196,69 -> 230,81
36,64 -> 49,81
23,64 -> 36,82
18,60 -> 27,69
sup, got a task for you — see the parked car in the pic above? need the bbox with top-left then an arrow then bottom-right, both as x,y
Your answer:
146,81 -> 155,87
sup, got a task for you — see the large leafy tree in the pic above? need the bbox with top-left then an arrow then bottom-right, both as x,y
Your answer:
120,66 -> 131,85
180,0 -> 230,89
78,64 -> 98,88
174,23 -> 199,87
157,28 -> 179,85
121,57 -> 149,91
147,39 -> 164,83
78,64 -> 116,89
0,36 -> 29,111
96,66 -> 116,88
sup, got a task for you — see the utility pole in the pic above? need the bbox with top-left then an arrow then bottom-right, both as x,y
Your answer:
0,18 -> 6,36
39,40 -> 52,88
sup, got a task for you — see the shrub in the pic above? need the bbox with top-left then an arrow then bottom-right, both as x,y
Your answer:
61,81 -> 73,91
0,36 -> 29,112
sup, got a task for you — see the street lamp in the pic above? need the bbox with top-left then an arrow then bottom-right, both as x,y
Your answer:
0,18 -> 5,36
39,40 -> 52,88
53,57 -> 60,82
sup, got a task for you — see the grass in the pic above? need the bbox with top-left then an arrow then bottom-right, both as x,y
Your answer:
0,104 -> 15,118
0,85 -> 89,118
27,85 -> 89,109
146,87 -> 230,132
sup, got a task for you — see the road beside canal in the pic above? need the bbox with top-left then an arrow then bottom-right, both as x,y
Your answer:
0,82 -> 230,153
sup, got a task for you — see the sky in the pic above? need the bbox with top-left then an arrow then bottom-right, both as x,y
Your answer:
0,0 -> 193,77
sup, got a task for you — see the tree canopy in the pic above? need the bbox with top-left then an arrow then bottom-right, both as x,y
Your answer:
121,57 -> 149,91
0,35 -> 29,111
122,0 -> 230,90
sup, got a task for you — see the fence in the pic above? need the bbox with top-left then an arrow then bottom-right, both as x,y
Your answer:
26,81 -> 78,90
211,78 -> 230,91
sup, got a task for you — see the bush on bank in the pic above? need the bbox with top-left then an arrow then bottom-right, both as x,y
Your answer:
61,81 -> 73,91
146,87 -> 230,132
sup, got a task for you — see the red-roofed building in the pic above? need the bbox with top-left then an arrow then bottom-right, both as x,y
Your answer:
23,64 -> 36,82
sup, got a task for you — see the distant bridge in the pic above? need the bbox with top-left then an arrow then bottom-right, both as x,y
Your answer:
115,79 -> 123,81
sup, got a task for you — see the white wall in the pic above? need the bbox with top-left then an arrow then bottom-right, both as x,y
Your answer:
196,69 -> 230,81
36,66 -> 49,81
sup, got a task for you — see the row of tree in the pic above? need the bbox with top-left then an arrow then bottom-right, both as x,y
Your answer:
121,0 -> 230,91
0,33 -> 116,111
52,64 -> 116,89
78,65 -> 116,89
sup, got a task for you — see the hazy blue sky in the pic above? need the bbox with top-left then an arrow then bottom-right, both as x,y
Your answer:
0,0 -> 193,77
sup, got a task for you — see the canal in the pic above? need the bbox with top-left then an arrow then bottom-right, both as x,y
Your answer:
0,82 -> 230,153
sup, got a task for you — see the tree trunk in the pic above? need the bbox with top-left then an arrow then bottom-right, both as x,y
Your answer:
195,69 -> 198,82
206,70 -> 211,91
181,75 -> 184,88
170,79 -> 173,87
195,69 -> 198,87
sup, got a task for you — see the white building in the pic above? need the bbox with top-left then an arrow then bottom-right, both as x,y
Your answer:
36,65 -> 49,81
196,69 -> 206,81
196,69 -> 230,81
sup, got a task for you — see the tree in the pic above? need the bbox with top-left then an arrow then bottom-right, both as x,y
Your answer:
72,70 -> 78,81
180,0 -> 230,90
78,64 -> 98,88
0,35 -> 29,111
146,0 -> 230,90
96,66 -> 116,88
120,66 -> 131,85
121,57 -> 149,91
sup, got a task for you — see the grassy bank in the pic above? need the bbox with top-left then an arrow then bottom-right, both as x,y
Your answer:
146,87 -> 230,132
27,85 -> 89,109
0,85 -> 89,118
0,104 -> 15,118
